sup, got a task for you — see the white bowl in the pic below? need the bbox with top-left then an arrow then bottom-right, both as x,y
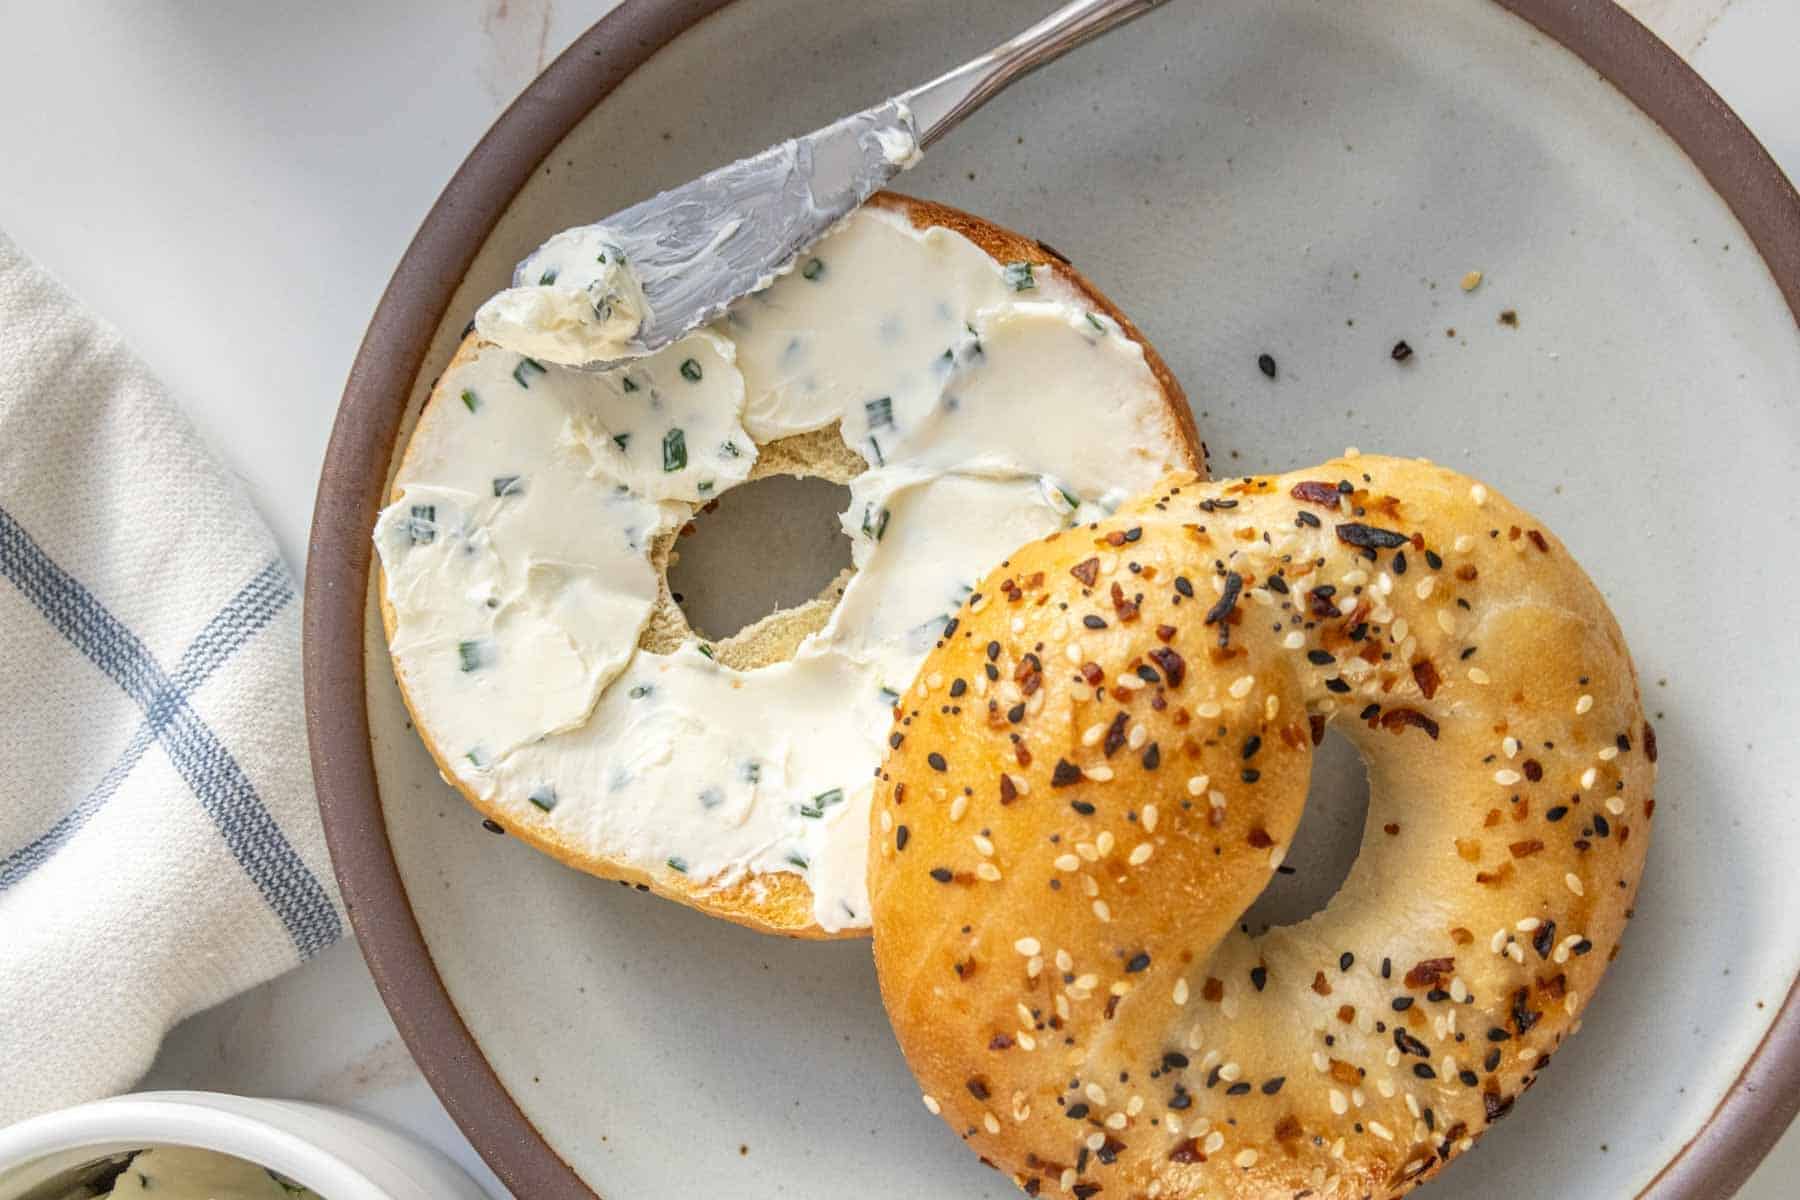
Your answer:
0,1092 -> 489,1200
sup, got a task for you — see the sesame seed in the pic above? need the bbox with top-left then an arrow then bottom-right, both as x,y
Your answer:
1575,693 -> 1594,714
1494,769 -> 1522,786
1564,872 -> 1585,896
1128,724 -> 1149,751
1599,746 -> 1619,762
1229,675 -> 1256,699
1077,842 -> 1099,862
1055,853 -> 1081,872
1503,737 -> 1520,758
1437,610 -> 1457,634
1087,765 -> 1115,782
1415,577 -> 1436,600
1580,767 -> 1598,790
1173,978 -> 1189,1005
974,835 -> 996,857
976,862 -> 1002,882
1330,1089 -> 1349,1115
1082,722 -> 1106,747
1517,917 -> 1541,931
1056,949 -> 1074,971
1234,1149 -> 1259,1168
1468,667 -> 1492,685
1105,1112 -> 1127,1131
1143,804 -> 1160,833
1093,900 -> 1112,922
1470,485 -> 1488,506
1606,796 -> 1626,815
949,795 -> 968,822
1096,831 -> 1116,855
1454,534 -> 1475,553
1197,701 -> 1222,718
922,1094 -> 940,1114
1187,774 -> 1210,796
1282,631 -> 1305,649
1129,842 -> 1154,866
1014,937 -> 1040,956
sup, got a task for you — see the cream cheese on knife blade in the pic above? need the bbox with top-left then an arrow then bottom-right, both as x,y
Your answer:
376,205 -> 1183,931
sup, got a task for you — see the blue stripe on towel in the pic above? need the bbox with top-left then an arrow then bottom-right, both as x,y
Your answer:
0,508 -> 340,958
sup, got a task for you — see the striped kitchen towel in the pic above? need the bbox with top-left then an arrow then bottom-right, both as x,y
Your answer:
0,230 -> 343,1122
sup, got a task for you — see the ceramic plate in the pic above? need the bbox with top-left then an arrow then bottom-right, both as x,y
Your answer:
306,2 -> 1800,1197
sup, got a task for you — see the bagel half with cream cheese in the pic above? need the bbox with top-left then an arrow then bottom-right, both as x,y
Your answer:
869,454 -> 1653,1196
375,192 -> 1204,938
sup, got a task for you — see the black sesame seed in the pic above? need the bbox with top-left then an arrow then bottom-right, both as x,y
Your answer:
1392,340 -> 1414,362
1261,1077 -> 1286,1095
950,678 -> 968,697
1339,952 -> 1355,972
1459,1070 -> 1480,1087
1065,1103 -> 1090,1120
1306,649 -> 1334,665
1258,353 -> 1278,378
928,752 -> 948,772
1241,768 -> 1260,783
896,825 -> 910,851
1226,1082 -> 1252,1096
1007,703 -> 1026,723
1414,1063 -> 1438,1080
1250,966 -> 1267,991
1325,678 -> 1351,694
1392,997 -> 1414,1012
1126,952 -> 1151,973
930,867 -> 953,883
1242,735 -> 1263,759
1071,800 -> 1096,816
1083,615 -> 1108,630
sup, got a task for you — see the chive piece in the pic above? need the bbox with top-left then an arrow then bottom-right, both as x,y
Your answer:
457,640 -> 488,672
696,643 -> 714,660
742,761 -> 762,783
814,787 -> 844,808
528,786 -> 557,813
799,802 -> 825,819
461,389 -> 480,413
662,427 -> 688,471
492,475 -> 524,497
785,853 -> 809,870
667,856 -> 688,874
874,508 -> 890,540
1003,261 -> 1036,291
512,357 -> 547,388
621,375 -> 640,393
801,257 -> 825,281
878,686 -> 901,705
720,440 -> 740,458
538,268 -> 559,286
868,435 -> 885,467
613,432 -> 631,451
697,480 -> 714,494
465,747 -> 487,768
679,357 -> 703,382
408,504 -> 436,545
628,684 -> 652,699
865,396 -> 894,430
1060,485 -> 1083,510
699,787 -> 724,809
1085,312 -> 1105,333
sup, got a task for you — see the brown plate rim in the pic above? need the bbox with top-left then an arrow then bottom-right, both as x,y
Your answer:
303,2 -> 1800,1198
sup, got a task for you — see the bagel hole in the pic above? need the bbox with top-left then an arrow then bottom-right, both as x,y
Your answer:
1241,728 -> 1371,934
668,473 -> 855,642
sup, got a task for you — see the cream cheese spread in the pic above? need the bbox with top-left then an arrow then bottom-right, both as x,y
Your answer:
376,204 -> 1186,931
75,1146 -> 320,1199
474,225 -> 651,366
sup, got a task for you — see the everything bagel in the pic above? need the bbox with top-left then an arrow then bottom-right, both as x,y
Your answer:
868,455 -> 1654,1198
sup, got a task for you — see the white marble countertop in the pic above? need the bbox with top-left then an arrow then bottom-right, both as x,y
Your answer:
1,2 -> 1794,1196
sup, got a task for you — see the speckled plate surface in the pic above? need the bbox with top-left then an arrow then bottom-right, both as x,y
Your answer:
306,1 -> 1800,1197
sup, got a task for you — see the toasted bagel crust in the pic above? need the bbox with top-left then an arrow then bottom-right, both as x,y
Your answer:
870,456 -> 1652,1194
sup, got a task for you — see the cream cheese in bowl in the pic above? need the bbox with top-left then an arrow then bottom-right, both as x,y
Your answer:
375,200 -> 1192,932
